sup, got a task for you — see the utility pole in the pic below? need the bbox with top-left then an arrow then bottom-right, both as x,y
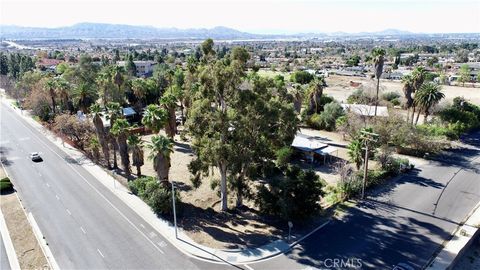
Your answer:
360,130 -> 379,199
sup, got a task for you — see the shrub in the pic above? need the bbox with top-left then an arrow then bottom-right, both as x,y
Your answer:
390,98 -> 401,106
255,165 -> 325,221
305,102 -> 344,131
128,176 -> 180,216
290,70 -> 314,84
417,124 -> 459,140
382,91 -> 401,101
0,177 -> 13,192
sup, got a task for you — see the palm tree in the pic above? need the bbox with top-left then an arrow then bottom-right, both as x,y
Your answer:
55,77 -> 71,112
410,67 -> 427,124
111,118 -> 131,178
106,102 -> 122,169
95,68 -> 113,108
372,48 -> 385,116
128,135 -> 144,176
160,90 -> 177,139
44,78 -> 57,113
290,84 -> 304,114
402,75 -> 415,122
141,104 -> 168,133
88,137 -> 101,162
414,82 -> 445,124
71,83 -> 97,113
307,78 -> 325,115
147,135 -> 173,183
348,139 -> 363,170
90,104 -> 111,169
111,66 -> 124,100
131,78 -> 148,107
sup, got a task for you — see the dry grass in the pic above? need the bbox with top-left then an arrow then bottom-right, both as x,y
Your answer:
0,168 -> 49,269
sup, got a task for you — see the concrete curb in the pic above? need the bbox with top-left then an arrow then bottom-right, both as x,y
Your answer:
1,95 -> 331,265
427,202 -> 480,269
0,209 -> 21,270
27,213 -> 60,270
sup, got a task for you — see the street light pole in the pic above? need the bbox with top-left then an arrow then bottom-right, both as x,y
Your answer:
171,181 -> 178,239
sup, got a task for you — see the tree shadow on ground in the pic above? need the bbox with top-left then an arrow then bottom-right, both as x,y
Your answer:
173,141 -> 194,155
178,202 -> 285,250
284,199 -> 453,269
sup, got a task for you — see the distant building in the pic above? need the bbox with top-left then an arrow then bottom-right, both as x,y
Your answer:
117,60 -> 156,77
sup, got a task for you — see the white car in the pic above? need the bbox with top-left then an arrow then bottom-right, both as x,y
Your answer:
30,152 -> 42,161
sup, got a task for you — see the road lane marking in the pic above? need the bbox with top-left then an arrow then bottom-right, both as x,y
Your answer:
66,209 -> 71,215
244,265 -> 254,270
149,232 -> 157,238
9,112 -> 167,257
139,223 -> 145,228
80,227 -> 86,234
38,172 -> 42,177
46,183 -> 50,187
97,249 -> 104,258
157,241 -> 167,248
18,137 -> 30,141
55,195 -> 60,200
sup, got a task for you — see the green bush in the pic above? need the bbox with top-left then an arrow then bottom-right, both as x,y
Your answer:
255,165 -> 325,221
382,91 -> 401,101
128,176 -> 180,216
275,146 -> 293,166
0,177 -> 13,191
390,98 -> 401,106
417,124 -> 459,140
305,102 -> 344,131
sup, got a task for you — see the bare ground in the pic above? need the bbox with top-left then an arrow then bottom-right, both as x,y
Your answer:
324,75 -> 480,105
0,167 -> 49,270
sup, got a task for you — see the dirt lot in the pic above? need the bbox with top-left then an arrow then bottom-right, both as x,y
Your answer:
0,168 -> 49,269
324,75 -> 480,105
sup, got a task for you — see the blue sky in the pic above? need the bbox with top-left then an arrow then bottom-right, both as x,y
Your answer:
1,0 -> 479,33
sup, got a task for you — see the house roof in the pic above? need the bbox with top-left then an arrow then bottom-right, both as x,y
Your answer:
341,104 -> 389,117
291,133 -> 328,152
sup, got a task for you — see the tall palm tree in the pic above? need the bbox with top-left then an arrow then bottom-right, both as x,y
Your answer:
71,83 -> 97,113
90,103 -> 111,169
128,135 -> 144,176
55,77 -> 71,112
141,104 -> 168,134
414,82 -> 445,124
111,118 -> 131,178
372,48 -> 385,116
290,84 -> 304,114
160,90 -> 177,139
95,68 -> 113,108
307,78 -> 325,115
402,74 -> 415,122
106,102 -> 122,169
147,135 -> 173,183
410,67 -> 426,124
111,66 -> 124,100
44,78 -> 57,113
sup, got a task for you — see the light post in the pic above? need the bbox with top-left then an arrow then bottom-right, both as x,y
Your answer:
171,181 -> 178,239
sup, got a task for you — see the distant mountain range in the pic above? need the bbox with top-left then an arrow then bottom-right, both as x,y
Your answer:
0,22 -> 468,40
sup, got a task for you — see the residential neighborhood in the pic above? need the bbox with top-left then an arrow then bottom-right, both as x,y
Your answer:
0,1 -> 480,270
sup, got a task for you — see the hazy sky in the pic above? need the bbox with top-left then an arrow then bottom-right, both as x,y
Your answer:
1,0 -> 479,34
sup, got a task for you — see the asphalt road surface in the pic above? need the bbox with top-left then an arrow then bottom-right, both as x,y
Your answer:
1,99 -> 479,270
0,103 -> 206,269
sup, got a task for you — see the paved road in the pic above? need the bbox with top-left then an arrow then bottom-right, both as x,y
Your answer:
2,98 -> 480,270
251,132 -> 480,270
0,233 -> 11,270
0,103 -> 208,269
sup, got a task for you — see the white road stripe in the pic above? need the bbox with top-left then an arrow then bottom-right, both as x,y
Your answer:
139,223 -> 145,228
55,195 -> 60,200
10,111 -> 167,256
66,209 -> 71,215
80,227 -> 86,234
244,265 -> 254,270
46,183 -> 50,187
97,249 -> 104,258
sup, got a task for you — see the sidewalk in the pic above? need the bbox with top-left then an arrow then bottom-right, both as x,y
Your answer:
0,94 -> 327,265
427,202 -> 480,269
0,208 -> 20,270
